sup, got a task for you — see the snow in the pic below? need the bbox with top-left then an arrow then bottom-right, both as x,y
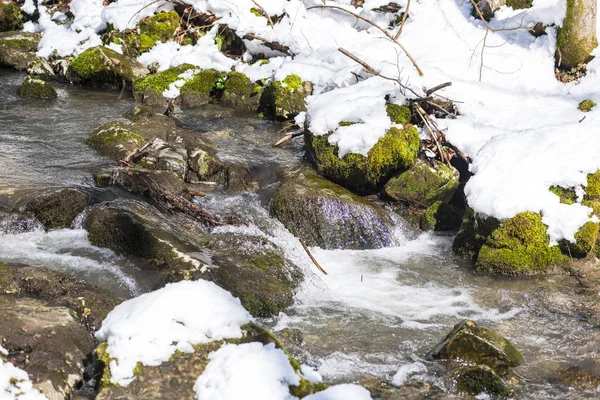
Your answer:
0,360 -> 47,400
193,342 -> 300,400
303,384 -> 372,400
101,0 -> 174,31
95,280 -> 252,386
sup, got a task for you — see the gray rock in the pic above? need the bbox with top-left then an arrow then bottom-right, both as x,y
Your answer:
0,32 -> 40,70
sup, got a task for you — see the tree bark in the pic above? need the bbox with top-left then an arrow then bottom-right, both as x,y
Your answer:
557,0 -> 598,69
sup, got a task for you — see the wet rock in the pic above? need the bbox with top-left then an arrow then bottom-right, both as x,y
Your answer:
87,121 -> 146,161
25,189 -> 91,231
94,167 -> 189,199
153,142 -> 189,179
66,46 -> 149,87
220,71 -> 263,111
270,168 -> 412,250
133,63 -> 196,106
449,365 -> 511,397
429,319 -> 523,375
17,76 -> 57,99
0,212 -> 44,234
269,74 -> 312,120
124,105 -> 156,122
226,163 -> 259,193
305,125 -> 420,193
420,201 -> 462,232
0,31 -> 40,70
553,365 -> 600,391
180,69 -> 221,107
452,207 -> 501,259
26,57 -> 57,81
188,147 -> 224,182
384,159 -> 460,207
0,2 -> 22,32
559,221 -> 599,258
361,378 -> 457,400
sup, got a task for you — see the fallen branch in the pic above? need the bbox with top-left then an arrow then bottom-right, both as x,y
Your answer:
251,0 -> 275,29
272,130 -> 304,147
425,82 -> 452,96
243,33 -> 291,55
414,103 -> 449,166
118,135 -> 158,167
300,239 -> 328,275
394,0 -> 410,39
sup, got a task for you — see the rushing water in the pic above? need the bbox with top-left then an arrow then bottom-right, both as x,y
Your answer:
1,70 -> 599,398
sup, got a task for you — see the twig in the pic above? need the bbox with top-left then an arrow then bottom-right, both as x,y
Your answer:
308,5 -> 423,76
414,103 -> 449,166
116,79 -> 126,102
394,0 -> 410,39
251,0 -> 275,29
189,190 -> 206,197
300,239 -> 328,275
272,130 -> 304,147
425,82 -> 452,96
118,135 -> 157,166
243,33 -> 291,55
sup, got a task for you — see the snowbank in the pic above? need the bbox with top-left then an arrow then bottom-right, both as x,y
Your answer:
0,359 -> 47,400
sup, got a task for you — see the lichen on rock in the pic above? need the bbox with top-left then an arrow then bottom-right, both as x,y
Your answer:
17,76 -> 57,99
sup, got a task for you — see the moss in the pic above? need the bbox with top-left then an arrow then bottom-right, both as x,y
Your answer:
180,69 -> 221,107
271,74 -> 312,119
133,64 -> 195,105
95,342 -> 115,389
560,221 -> 599,258
0,33 -> 36,51
451,365 -> 511,397
0,2 -> 22,32
420,201 -> 463,231
505,0 -> 533,9
25,189 -> 90,231
452,207 -> 500,259
132,11 -> 179,54
584,170 -> 600,200
386,104 -> 411,125
475,212 -> 568,274
67,46 -> 148,85
87,121 -> 146,161
220,71 -> 263,111
17,76 -> 57,99
578,99 -> 596,112
306,126 -> 420,192
0,262 -> 18,294
556,0 -> 598,69
549,185 -> 577,204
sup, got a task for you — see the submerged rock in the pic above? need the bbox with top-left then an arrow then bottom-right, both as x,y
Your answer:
269,74 -> 312,119
24,188 -> 91,230
0,2 -> 22,32
133,63 -> 196,106
66,46 -> 149,87
17,76 -> 57,99
429,319 -> 523,375
305,125 -> 420,193
0,31 -> 39,70
270,168 -> 411,250
449,365 -> 511,397
87,121 -> 146,161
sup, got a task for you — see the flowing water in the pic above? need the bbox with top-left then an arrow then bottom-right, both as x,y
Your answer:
1,70 -> 599,398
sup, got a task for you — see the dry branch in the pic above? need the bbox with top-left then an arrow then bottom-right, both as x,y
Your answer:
300,239 -> 328,275
243,33 -> 291,55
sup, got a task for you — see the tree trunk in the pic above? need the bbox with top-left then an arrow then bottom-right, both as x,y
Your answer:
557,0 -> 597,69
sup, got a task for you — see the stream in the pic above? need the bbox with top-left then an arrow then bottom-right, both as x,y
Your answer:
1,69 -> 599,399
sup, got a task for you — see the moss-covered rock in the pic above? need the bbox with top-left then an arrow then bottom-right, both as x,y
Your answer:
506,0 -> 533,9
180,69 -> 221,107
386,104 -> 412,125
0,2 -> 22,32
220,71 -> 263,111
94,167 -> 189,199
270,74 -> 313,120
475,212 -> 569,274
578,99 -> 596,112
452,207 -> 501,259
384,159 -> 460,207
270,168 -> 411,249
25,188 -> 91,230
584,170 -> 600,200
306,125 -> 420,193
16,76 -> 57,99
420,201 -> 463,231
449,365 -> 511,397
556,0 -> 598,70
429,319 -> 523,375
123,10 -> 180,55
133,63 -> 196,106
559,221 -> 599,258
66,46 -> 149,86
189,147 -> 224,182
87,121 -> 146,161
0,31 -> 39,70
26,57 -> 56,81
549,185 -> 577,204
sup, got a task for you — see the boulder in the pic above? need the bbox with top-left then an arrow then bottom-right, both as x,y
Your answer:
17,76 -> 57,99
384,159 -> 460,207
429,320 -> 523,375
24,188 -> 91,230
220,71 -> 263,111
188,147 -> 224,182
26,57 -> 57,81
179,69 -> 221,107
87,121 -> 146,161
66,46 -> 149,87
0,2 -> 22,32
452,207 -> 501,259
93,167 -> 189,199
0,31 -> 39,70
270,168 -> 412,250
420,201 -> 463,232
122,10 -> 180,56
305,125 -> 420,193
133,63 -> 196,106
449,365 -> 511,397
269,74 -> 312,120
226,163 -> 259,193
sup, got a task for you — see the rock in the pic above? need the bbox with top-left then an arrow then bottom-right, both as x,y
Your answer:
269,74 -> 312,120
472,0 -> 506,21
384,159 -> 460,207
180,69 -> 221,107
270,168 -> 411,250
452,207 -> 501,259
559,221 -> 599,258
96,322 -> 319,399
475,212 -> 569,274
553,365 -> 600,391
429,319 -> 523,375
0,31 -> 40,70
220,71 -> 263,111
124,105 -> 156,122
66,46 -> 149,87
0,2 -> 22,32
449,365 -> 511,397
226,163 -> 259,193
133,63 -> 196,106
24,189 -> 91,230
17,76 -> 57,99
26,57 -> 57,81
420,201 -> 463,231
305,125 -> 420,193
94,167 -> 189,199
188,147 -> 224,182
122,11 -> 180,55
154,143 -> 189,179
578,99 -> 596,112
87,121 -> 146,161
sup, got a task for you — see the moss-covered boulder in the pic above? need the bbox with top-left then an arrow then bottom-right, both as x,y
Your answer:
559,221 -> 599,258
179,69 -> 221,107
578,99 -> 596,112
429,319 -> 523,375
305,125 -> 420,193
270,74 -> 312,120
123,10 -> 180,55
452,207 -> 501,259
449,365 -> 511,397
16,76 -> 57,99
384,159 -> 460,207
475,212 -> 569,274
0,2 -> 22,32
270,168 -> 411,250
87,121 -> 146,161
133,63 -> 196,106
66,46 -> 149,87
220,71 -> 263,111
26,57 -> 56,81
24,188 -> 91,230
420,201 -> 463,232
0,31 -> 39,70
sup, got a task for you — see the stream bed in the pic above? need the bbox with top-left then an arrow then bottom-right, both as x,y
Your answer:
1,70 -> 599,398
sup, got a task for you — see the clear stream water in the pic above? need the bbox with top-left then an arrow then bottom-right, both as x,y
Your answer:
1,70 -> 599,398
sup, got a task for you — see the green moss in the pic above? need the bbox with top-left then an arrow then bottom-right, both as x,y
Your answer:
0,262 -> 18,294
133,64 -> 195,93
549,185 -> 577,204
556,0 -> 598,69
306,126 -> 419,192
124,11 -> 180,54
95,342 -> 115,389
271,75 -> 312,119
560,221 -> 599,257
338,121 -> 356,127
67,46 -> 147,85
451,365 -> 511,397
0,34 -> 36,52
505,0 -> 533,9
221,71 -> 263,111
386,104 -> 411,125
584,170 -> 600,200
0,2 -> 22,32
87,121 -> 146,161
282,74 -> 302,90
248,252 -> 283,272
578,99 -> 596,112
180,69 -> 221,94
420,201 -> 463,231
475,212 -> 568,274
17,76 -> 57,99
